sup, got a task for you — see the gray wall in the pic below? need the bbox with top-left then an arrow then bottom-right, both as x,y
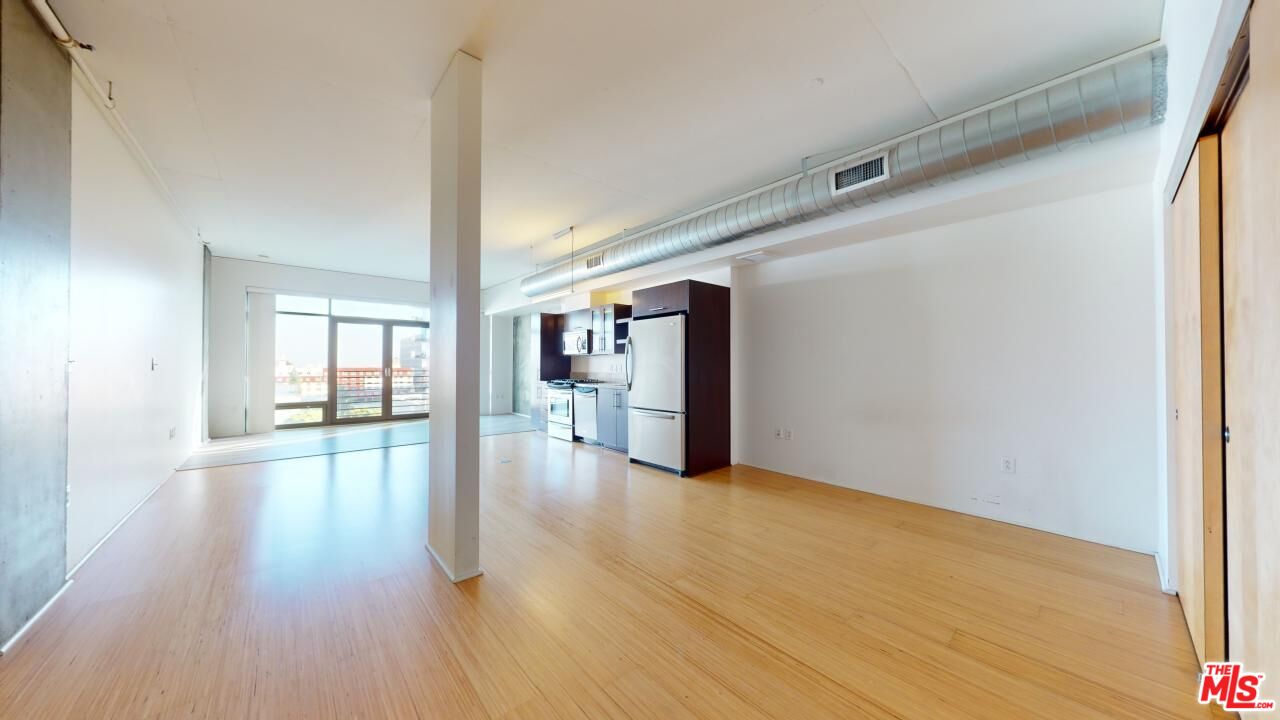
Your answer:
0,0 -> 71,645
512,314 -> 531,415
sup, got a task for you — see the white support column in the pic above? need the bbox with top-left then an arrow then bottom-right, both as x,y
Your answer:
729,265 -> 745,466
426,51 -> 482,582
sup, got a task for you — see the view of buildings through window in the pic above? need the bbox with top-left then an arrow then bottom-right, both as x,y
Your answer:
275,313 -> 329,425
274,295 -> 429,427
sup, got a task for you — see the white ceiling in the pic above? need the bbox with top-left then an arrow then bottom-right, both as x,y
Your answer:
55,0 -> 1163,288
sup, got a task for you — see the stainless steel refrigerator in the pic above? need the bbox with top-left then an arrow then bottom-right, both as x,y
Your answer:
624,314 -> 686,473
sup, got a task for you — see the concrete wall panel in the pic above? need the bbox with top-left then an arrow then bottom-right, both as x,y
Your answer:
0,0 -> 71,645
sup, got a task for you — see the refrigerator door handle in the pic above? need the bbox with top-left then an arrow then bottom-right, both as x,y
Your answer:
624,336 -> 634,391
633,409 -> 676,420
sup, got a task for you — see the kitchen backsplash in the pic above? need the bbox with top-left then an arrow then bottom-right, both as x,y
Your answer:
570,354 -> 626,383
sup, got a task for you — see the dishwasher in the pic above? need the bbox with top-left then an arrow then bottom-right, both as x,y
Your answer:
572,386 -> 598,442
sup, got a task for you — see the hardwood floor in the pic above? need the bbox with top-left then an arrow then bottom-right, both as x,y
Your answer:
0,432 -> 1213,719
178,414 -> 536,470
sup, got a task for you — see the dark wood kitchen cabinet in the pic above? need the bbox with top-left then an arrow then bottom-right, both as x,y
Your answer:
684,281 -> 729,475
538,313 -> 570,380
631,282 -> 690,318
595,387 -> 628,452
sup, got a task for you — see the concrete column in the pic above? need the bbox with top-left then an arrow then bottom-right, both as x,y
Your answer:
426,51 -> 482,582
0,0 -> 72,647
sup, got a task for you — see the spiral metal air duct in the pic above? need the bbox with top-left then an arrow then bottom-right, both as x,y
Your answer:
520,47 -> 1167,297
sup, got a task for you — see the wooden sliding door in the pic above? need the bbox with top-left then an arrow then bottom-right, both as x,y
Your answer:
1220,2 -> 1280,677
1170,136 -> 1226,664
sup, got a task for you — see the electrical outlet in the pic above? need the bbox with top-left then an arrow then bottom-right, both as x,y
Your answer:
169,427 -> 177,440
1001,457 -> 1016,474
784,429 -> 794,441
774,428 -> 782,440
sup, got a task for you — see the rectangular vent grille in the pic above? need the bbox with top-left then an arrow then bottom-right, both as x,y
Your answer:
831,154 -> 888,195
585,253 -> 604,270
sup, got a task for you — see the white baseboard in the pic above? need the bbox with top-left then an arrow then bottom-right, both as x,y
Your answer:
66,474 -> 171,580
424,543 -> 484,583
1153,550 -> 1176,595
0,580 -> 73,656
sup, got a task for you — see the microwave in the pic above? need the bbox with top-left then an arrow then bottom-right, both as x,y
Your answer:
562,329 -> 591,355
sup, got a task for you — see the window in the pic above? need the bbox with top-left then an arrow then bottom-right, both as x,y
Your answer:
272,293 -> 429,428
275,312 -> 329,427
391,325 -> 430,416
331,298 -> 429,322
275,406 -> 324,426
275,314 -> 329,405
272,294 -> 428,321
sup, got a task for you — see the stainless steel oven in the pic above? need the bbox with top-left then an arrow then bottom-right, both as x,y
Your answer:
546,386 -> 574,441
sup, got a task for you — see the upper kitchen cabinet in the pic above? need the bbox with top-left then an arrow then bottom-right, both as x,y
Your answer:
632,283 -> 689,318
565,308 -> 592,331
591,304 -> 631,355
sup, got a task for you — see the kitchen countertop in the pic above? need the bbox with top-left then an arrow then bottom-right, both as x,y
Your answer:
543,379 -> 628,389
566,379 -> 627,388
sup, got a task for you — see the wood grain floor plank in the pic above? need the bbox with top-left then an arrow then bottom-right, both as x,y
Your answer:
0,432 -> 1213,719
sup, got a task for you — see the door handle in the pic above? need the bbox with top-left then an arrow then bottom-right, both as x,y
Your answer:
648,306 -> 666,312
624,336 -> 634,390
634,410 -> 675,420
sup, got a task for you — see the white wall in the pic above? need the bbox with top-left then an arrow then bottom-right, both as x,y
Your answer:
208,257 -> 429,437
1152,0 -> 1247,589
570,354 -> 627,383
67,82 -> 203,569
736,183 -> 1159,552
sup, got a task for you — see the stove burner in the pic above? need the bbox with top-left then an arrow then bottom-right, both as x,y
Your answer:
547,378 -> 607,388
